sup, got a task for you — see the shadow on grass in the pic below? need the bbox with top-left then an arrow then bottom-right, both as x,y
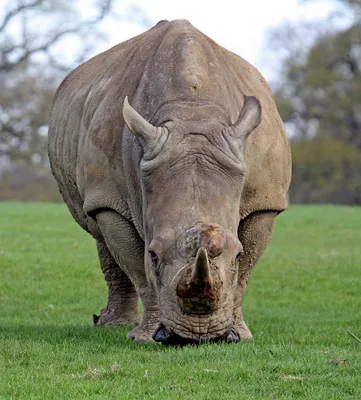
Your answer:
0,323 -> 166,352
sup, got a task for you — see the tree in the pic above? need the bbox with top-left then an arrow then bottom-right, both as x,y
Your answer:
265,1 -> 361,204
0,0 -> 151,200
0,66 -> 55,166
0,0 -> 152,72
0,0 -> 151,161
273,23 -> 361,149
291,138 -> 361,204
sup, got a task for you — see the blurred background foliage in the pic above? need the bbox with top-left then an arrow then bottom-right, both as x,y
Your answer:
0,0 -> 149,201
268,0 -> 361,204
0,0 -> 360,204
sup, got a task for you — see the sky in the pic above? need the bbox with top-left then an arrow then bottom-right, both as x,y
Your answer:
93,0 -> 338,80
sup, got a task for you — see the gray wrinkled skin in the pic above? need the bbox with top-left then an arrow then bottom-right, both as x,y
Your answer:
48,20 -> 291,344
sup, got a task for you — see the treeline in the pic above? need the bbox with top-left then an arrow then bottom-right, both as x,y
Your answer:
0,0 -> 150,201
1,1 -> 360,204
268,0 -> 361,204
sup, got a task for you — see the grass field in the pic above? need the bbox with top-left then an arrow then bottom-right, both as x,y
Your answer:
0,202 -> 360,399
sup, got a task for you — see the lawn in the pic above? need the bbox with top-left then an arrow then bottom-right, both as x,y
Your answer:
0,202 -> 360,399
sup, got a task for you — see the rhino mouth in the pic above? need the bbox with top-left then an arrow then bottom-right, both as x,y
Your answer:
152,323 -> 240,346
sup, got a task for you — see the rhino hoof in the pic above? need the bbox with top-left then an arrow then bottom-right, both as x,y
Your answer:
236,320 -> 253,339
127,325 -> 157,342
93,307 -> 140,326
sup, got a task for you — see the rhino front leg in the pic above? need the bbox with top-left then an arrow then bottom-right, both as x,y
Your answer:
93,240 -> 140,326
235,210 -> 278,339
95,210 -> 159,342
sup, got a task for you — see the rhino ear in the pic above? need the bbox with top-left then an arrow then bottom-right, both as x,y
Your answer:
233,95 -> 262,140
123,96 -> 160,148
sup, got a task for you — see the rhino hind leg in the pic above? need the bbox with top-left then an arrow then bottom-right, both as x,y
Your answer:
235,211 -> 278,339
94,240 -> 141,326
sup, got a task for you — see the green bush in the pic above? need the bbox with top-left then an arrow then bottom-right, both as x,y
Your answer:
290,138 -> 361,204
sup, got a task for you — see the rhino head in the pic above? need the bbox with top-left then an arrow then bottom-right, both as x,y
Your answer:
123,95 -> 261,345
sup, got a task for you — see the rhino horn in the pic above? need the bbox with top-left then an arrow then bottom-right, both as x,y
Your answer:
123,96 -> 162,147
191,247 -> 211,285
233,95 -> 262,140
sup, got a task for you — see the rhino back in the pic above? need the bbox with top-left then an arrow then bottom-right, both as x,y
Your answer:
48,19 -> 290,237
130,19 -> 291,218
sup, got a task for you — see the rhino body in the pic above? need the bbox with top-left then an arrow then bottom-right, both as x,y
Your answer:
48,20 -> 291,344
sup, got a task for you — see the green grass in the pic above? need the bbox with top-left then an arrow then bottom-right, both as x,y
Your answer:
0,202 -> 360,399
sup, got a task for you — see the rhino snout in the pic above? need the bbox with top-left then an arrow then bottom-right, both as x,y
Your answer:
176,247 -> 222,314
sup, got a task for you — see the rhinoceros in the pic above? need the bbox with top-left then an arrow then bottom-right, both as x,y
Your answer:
48,19 -> 291,345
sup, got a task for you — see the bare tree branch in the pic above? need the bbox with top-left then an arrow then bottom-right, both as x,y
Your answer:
0,0 -> 119,72
0,27 -> 82,71
0,0 -> 152,73
0,0 -> 43,33
0,0 -> 151,174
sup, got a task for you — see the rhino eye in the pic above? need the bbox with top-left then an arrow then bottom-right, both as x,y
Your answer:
235,252 -> 243,262
149,251 -> 159,267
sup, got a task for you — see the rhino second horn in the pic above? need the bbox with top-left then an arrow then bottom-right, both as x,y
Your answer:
233,95 -> 262,140
192,247 -> 211,285
123,96 -> 159,145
